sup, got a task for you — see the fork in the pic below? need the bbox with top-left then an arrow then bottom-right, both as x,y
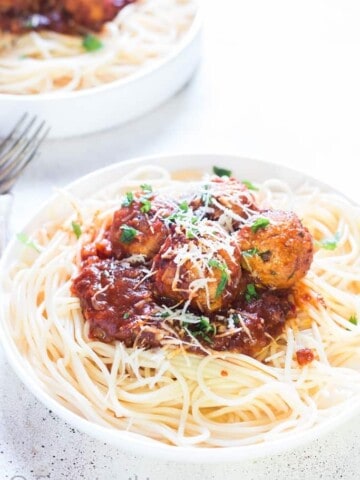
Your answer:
0,114 -> 49,255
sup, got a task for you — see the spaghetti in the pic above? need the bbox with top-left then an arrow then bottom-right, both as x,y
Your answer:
2,166 -> 360,447
0,0 -> 196,95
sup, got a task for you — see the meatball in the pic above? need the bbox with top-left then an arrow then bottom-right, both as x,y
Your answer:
0,0 -> 134,34
190,177 -> 259,231
0,0 -> 39,12
109,193 -> 174,261
63,0 -> 133,30
153,221 -> 242,314
71,258 -> 162,346
236,209 -> 313,289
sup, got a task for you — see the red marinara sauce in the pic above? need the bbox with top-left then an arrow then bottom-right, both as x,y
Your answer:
0,0 -> 136,34
296,348 -> 315,366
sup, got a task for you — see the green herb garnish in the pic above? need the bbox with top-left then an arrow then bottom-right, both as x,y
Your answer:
122,192 -> 134,207
188,316 -> 216,343
242,248 -> 260,258
242,179 -> 259,191
140,184 -> 153,193
245,283 -> 258,302
251,218 -> 270,233
71,221 -> 82,239
186,228 -> 199,239
213,166 -> 232,177
179,201 -> 189,212
349,315 -> 358,326
16,232 -> 40,252
199,316 -> 212,331
208,259 -> 229,297
83,34 -> 103,52
140,199 -> 152,213
120,225 -> 138,243
316,232 -> 340,251
208,259 -> 224,269
123,312 -> 130,320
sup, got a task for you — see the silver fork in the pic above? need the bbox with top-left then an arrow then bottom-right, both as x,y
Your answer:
0,114 -> 49,255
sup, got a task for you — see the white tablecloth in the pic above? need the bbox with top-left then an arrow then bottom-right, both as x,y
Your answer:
1,1 -> 360,478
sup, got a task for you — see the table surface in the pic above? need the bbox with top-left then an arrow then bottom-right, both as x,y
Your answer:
1,1 -> 360,479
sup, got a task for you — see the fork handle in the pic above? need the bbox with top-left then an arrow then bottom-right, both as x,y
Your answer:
0,193 -> 13,257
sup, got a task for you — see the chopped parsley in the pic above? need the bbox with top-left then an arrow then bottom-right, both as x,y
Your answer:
122,192 -> 134,207
242,248 -> 260,258
71,221 -> 82,239
213,166 -> 232,177
186,230 -> 196,239
316,232 -> 340,251
217,275 -> 229,298
245,283 -> 258,302
199,317 -> 216,335
208,259 -> 229,297
16,232 -> 40,252
242,179 -> 258,191
251,217 -> 270,233
187,316 -> 216,344
166,208 -> 199,241
186,221 -> 200,239
140,199 -> 152,213
349,315 -> 358,326
140,184 -> 153,193
83,34 -> 103,52
120,225 -> 138,243
208,258 -> 224,269
179,201 -> 189,212
123,312 -> 130,320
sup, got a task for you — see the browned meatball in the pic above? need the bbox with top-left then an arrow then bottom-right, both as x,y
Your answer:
236,210 -> 314,289
0,0 -> 134,34
190,177 -> 259,231
71,258 -> 162,345
109,193 -> 174,261
63,0 -> 133,30
153,221 -> 242,314
0,1 -> 52,34
0,0 -> 40,11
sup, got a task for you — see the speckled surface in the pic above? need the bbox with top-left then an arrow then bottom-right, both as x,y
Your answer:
1,346 -> 360,479
2,0 -> 360,478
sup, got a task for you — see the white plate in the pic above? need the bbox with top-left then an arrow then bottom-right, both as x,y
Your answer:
0,11 -> 202,139
1,154 -> 359,463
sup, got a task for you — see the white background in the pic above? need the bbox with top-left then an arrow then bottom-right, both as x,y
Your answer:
1,0 -> 360,478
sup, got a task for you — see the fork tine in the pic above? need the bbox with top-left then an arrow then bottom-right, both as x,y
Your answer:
7,121 -> 48,178
0,118 -> 49,195
1,121 -> 48,180
0,114 -> 38,169
0,113 -> 29,156
0,146 -> 39,194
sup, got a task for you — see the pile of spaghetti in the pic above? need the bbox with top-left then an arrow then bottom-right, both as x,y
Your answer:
4,165 -> 360,447
0,0 -> 196,94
